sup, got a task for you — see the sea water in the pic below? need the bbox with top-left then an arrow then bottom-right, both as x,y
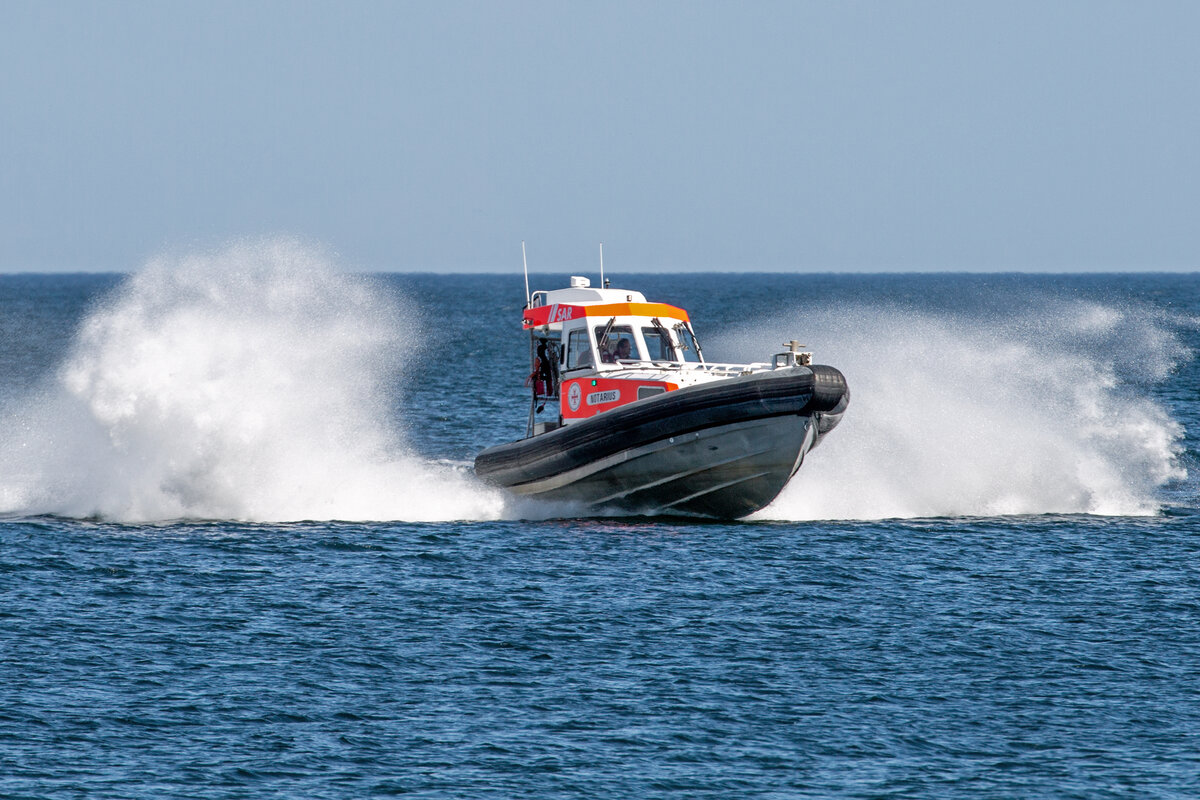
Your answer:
2,241 -> 1198,798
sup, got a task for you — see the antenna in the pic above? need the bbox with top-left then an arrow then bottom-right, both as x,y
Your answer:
522,240 -> 530,307
599,242 -> 604,288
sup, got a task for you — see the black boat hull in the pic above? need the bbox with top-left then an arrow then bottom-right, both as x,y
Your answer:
474,365 -> 849,519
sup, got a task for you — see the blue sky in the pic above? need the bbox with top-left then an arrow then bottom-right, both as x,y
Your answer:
1,1 -> 1197,272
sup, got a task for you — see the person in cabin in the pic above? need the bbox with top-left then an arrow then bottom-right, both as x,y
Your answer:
601,337 -> 632,363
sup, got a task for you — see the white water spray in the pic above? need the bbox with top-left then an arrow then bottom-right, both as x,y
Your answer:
722,300 -> 1189,520
0,239 -> 506,522
1,255 -> 1189,524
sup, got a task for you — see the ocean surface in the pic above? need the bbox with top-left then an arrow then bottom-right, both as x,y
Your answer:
2,242 -> 1199,798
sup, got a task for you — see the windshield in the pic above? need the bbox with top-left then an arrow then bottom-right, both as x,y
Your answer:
673,322 -> 702,363
594,325 -> 639,362
641,327 -> 677,361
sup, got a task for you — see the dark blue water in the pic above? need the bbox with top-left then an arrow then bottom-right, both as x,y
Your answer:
2,257 -> 1199,797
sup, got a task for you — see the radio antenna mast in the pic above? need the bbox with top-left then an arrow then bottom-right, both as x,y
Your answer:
599,242 -> 605,288
522,240 -> 530,307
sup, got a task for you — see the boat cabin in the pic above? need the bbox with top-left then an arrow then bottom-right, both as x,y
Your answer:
521,276 -> 705,435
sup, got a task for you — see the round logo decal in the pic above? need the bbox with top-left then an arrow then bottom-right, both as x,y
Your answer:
567,382 -> 582,412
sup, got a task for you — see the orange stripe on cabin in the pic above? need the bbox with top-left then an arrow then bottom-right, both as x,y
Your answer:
523,302 -> 689,329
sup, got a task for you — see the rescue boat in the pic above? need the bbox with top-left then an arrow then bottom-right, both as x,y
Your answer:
473,276 -> 849,519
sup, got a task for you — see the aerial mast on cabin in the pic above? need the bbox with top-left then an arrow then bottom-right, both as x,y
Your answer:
522,240 -> 531,308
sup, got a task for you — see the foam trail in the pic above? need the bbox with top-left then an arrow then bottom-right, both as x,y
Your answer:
716,299 -> 1189,520
0,239 -> 506,522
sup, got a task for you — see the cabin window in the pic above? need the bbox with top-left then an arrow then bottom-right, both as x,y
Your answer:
594,325 -> 639,363
641,327 -> 677,361
565,329 -> 593,369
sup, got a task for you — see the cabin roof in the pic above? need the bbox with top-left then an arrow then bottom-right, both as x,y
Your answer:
539,286 -> 646,305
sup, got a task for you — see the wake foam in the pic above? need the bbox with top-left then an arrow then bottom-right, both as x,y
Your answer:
0,239 -> 506,522
721,299 -> 1190,520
